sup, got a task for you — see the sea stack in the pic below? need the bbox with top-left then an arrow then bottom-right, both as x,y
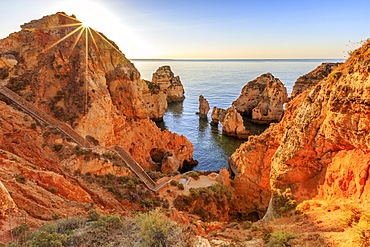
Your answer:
151,65 -> 185,102
233,73 -> 288,124
198,95 -> 210,118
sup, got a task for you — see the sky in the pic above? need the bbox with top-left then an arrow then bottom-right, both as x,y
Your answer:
0,0 -> 369,59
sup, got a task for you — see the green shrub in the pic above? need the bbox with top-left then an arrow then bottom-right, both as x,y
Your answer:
15,174 -> 27,184
102,152 -> 117,160
273,188 -> 296,215
52,213 -> 60,220
188,171 -> 203,180
328,71 -> 342,81
338,205 -> 362,228
51,129 -> 61,135
28,231 -> 67,247
56,217 -> 85,234
12,223 -> 30,237
48,187 -> 58,194
53,144 -> 63,152
266,230 -> 297,247
173,184 -> 234,221
87,209 -> 100,221
348,213 -> 370,247
140,198 -> 154,208
125,179 -> 136,189
131,209 -> 193,247
74,146 -> 87,155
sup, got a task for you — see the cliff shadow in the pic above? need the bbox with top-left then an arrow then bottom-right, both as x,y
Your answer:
242,116 -> 270,135
167,101 -> 184,117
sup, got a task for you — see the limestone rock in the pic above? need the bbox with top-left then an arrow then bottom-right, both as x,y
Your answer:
152,65 -> 185,102
230,40 -> 370,220
216,168 -> 231,187
142,79 -> 168,121
210,107 -> 227,125
198,95 -> 210,118
233,73 -> 288,123
222,106 -> 250,138
0,180 -> 17,218
0,13 -> 194,171
290,62 -> 341,100
0,54 -> 17,69
161,156 -> 181,174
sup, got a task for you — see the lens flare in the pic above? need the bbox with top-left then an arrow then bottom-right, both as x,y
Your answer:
42,13 -> 127,115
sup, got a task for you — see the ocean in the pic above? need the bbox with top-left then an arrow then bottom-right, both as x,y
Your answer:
132,59 -> 344,171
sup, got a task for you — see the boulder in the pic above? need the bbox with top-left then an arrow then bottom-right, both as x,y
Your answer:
161,156 -> 181,174
216,168 -> 231,187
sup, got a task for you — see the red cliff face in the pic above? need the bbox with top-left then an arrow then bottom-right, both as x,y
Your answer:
0,13 -> 194,171
231,40 -> 370,219
0,13 -> 196,239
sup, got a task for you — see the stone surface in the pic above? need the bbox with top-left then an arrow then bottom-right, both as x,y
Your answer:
230,40 -> 370,220
222,106 -> 250,138
151,65 -> 185,102
290,62 -> 341,100
198,95 -> 210,118
142,79 -> 168,121
216,168 -> 231,187
161,156 -> 181,174
0,13 -> 194,171
233,73 -> 288,124
210,107 -> 227,126
0,179 -> 17,218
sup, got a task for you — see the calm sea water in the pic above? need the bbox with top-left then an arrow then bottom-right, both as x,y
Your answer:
132,59 -> 343,171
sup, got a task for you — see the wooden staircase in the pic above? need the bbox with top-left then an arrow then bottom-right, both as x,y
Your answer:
0,82 -> 165,191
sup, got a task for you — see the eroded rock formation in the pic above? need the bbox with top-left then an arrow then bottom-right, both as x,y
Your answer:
210,107 -> 227,125
230,40 -> 370,219
222,106 -> 250,138
210,106 -> 249,138
290,62 -> 341,100
0,13 -> 194,172
151,65 -> 185,102
0,13 -> 197,235
198,95 -> 210,118
233,73 -> 288,124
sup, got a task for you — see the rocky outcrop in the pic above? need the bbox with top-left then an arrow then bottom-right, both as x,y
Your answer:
229,93 -> 304,219
210,107 -> 227,125
151,65 -> 185,102
0,13 -> 194,171
142,79 -> 167,121
290,62 -> 341,100
0,179 -> 17,218
210,106 -> 250,138
198,95 -> 210,118
230,40 -> 370,220
233,73 -> 288,124
222,106 -> 250,138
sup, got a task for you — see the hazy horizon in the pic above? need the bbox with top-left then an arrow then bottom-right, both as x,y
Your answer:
1,0 -> 369,59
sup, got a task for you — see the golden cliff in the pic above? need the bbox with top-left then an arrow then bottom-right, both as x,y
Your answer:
230,40 -> 370,219
0,13 -> 194,172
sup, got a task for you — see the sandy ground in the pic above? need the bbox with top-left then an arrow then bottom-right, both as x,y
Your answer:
157,174 -> 219,208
